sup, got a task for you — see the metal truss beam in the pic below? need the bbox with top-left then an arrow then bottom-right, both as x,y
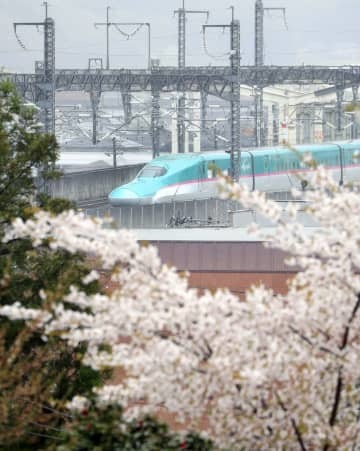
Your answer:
3,65 -> 360,153
4,66 -> 360,99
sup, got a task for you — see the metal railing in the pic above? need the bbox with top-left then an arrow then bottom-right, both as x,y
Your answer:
82,193 -> 312,229
83,198 -> 239,229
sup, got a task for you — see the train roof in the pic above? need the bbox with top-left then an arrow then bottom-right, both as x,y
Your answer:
146,140 -> 360,168
241,140 -> 360,158
148,151 -> 229,168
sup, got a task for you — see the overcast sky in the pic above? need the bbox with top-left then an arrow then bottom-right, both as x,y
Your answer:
0,0 -> 359,72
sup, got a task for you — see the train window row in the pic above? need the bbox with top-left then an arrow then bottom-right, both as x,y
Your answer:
269,157 -> 300,172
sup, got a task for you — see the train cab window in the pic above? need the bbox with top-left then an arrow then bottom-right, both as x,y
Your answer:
137,165 -> 167,178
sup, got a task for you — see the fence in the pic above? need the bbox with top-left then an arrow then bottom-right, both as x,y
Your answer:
82,196 -> 316,229
83,198 -> 240,228
48,164 -> 145,202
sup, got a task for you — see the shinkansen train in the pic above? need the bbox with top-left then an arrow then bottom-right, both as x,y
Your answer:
108,141 -> 360,206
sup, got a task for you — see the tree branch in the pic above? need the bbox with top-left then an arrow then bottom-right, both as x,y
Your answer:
275,391 -> 307,451
340,293 -> 360,351
329,371 -> 343,427
323,293 -> 360,450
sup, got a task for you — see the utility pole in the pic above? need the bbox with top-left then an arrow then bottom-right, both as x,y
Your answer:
151,87 -> 161,158
112,136 -> 117,168
174,0 -> 208,68
230,9 -> 241,179
94,7 -> 110,70
13,1 -> 55,134
174,0 -> 209,153
203,8 -> 240,179
90,90 -> 101,145
254,0 -> 286,147
214,122 -> 218,149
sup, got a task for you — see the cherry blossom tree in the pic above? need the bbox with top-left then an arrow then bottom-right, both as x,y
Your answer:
0,80 -> 107,448
1,166 -> 360,450
0,80 -> 213,449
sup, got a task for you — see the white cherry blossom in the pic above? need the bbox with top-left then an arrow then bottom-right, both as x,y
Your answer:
1,168 -> 359,449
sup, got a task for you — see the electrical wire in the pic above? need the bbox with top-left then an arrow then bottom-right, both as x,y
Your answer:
113,23 -> 144,40
13,25 -> 27,50
202,28 -> 230,60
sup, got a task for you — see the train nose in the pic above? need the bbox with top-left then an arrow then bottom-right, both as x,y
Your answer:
108,188 -> 140,206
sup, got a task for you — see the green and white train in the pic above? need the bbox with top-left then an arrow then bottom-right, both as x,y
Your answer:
108,140 -> 360,205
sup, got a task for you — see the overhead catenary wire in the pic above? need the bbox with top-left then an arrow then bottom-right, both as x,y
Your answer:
13,25 -> 27,50
113,23 -> 144,40
202,27 -> 231,60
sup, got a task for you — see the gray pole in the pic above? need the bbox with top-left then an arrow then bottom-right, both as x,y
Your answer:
352,85 -> 359,139
151,88 -> 161,158
90,90 -> 101,145
255,0 -> 264,147
255,0 -> 264,67
146,23 -> 151,71
106,7 -> 110,70
335,87 -> 344,140
175,2 -> 208,153
43,1 -> 48,20
112,137 -> 117,168
121,92 -> 132,124
255,0 -> 285,147
230,18 -> 241,179
202,12 -> 240,178
177,2 -> 186,153
43,17 -> 55,135
178,0 -> 186,68
13,10 -> 55,136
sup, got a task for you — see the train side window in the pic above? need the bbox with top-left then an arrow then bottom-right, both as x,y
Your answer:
207,161 -> 216,179
354,150 -> 360,163
264,156 -> 269,172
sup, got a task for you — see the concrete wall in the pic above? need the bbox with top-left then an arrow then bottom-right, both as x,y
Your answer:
48,164 -> 144,202
147,240 -> 296,296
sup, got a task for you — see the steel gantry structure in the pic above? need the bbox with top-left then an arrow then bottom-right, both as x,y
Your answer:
7,65 -> 360,99
4,0 -> 360,178
3,64 -> 360,172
